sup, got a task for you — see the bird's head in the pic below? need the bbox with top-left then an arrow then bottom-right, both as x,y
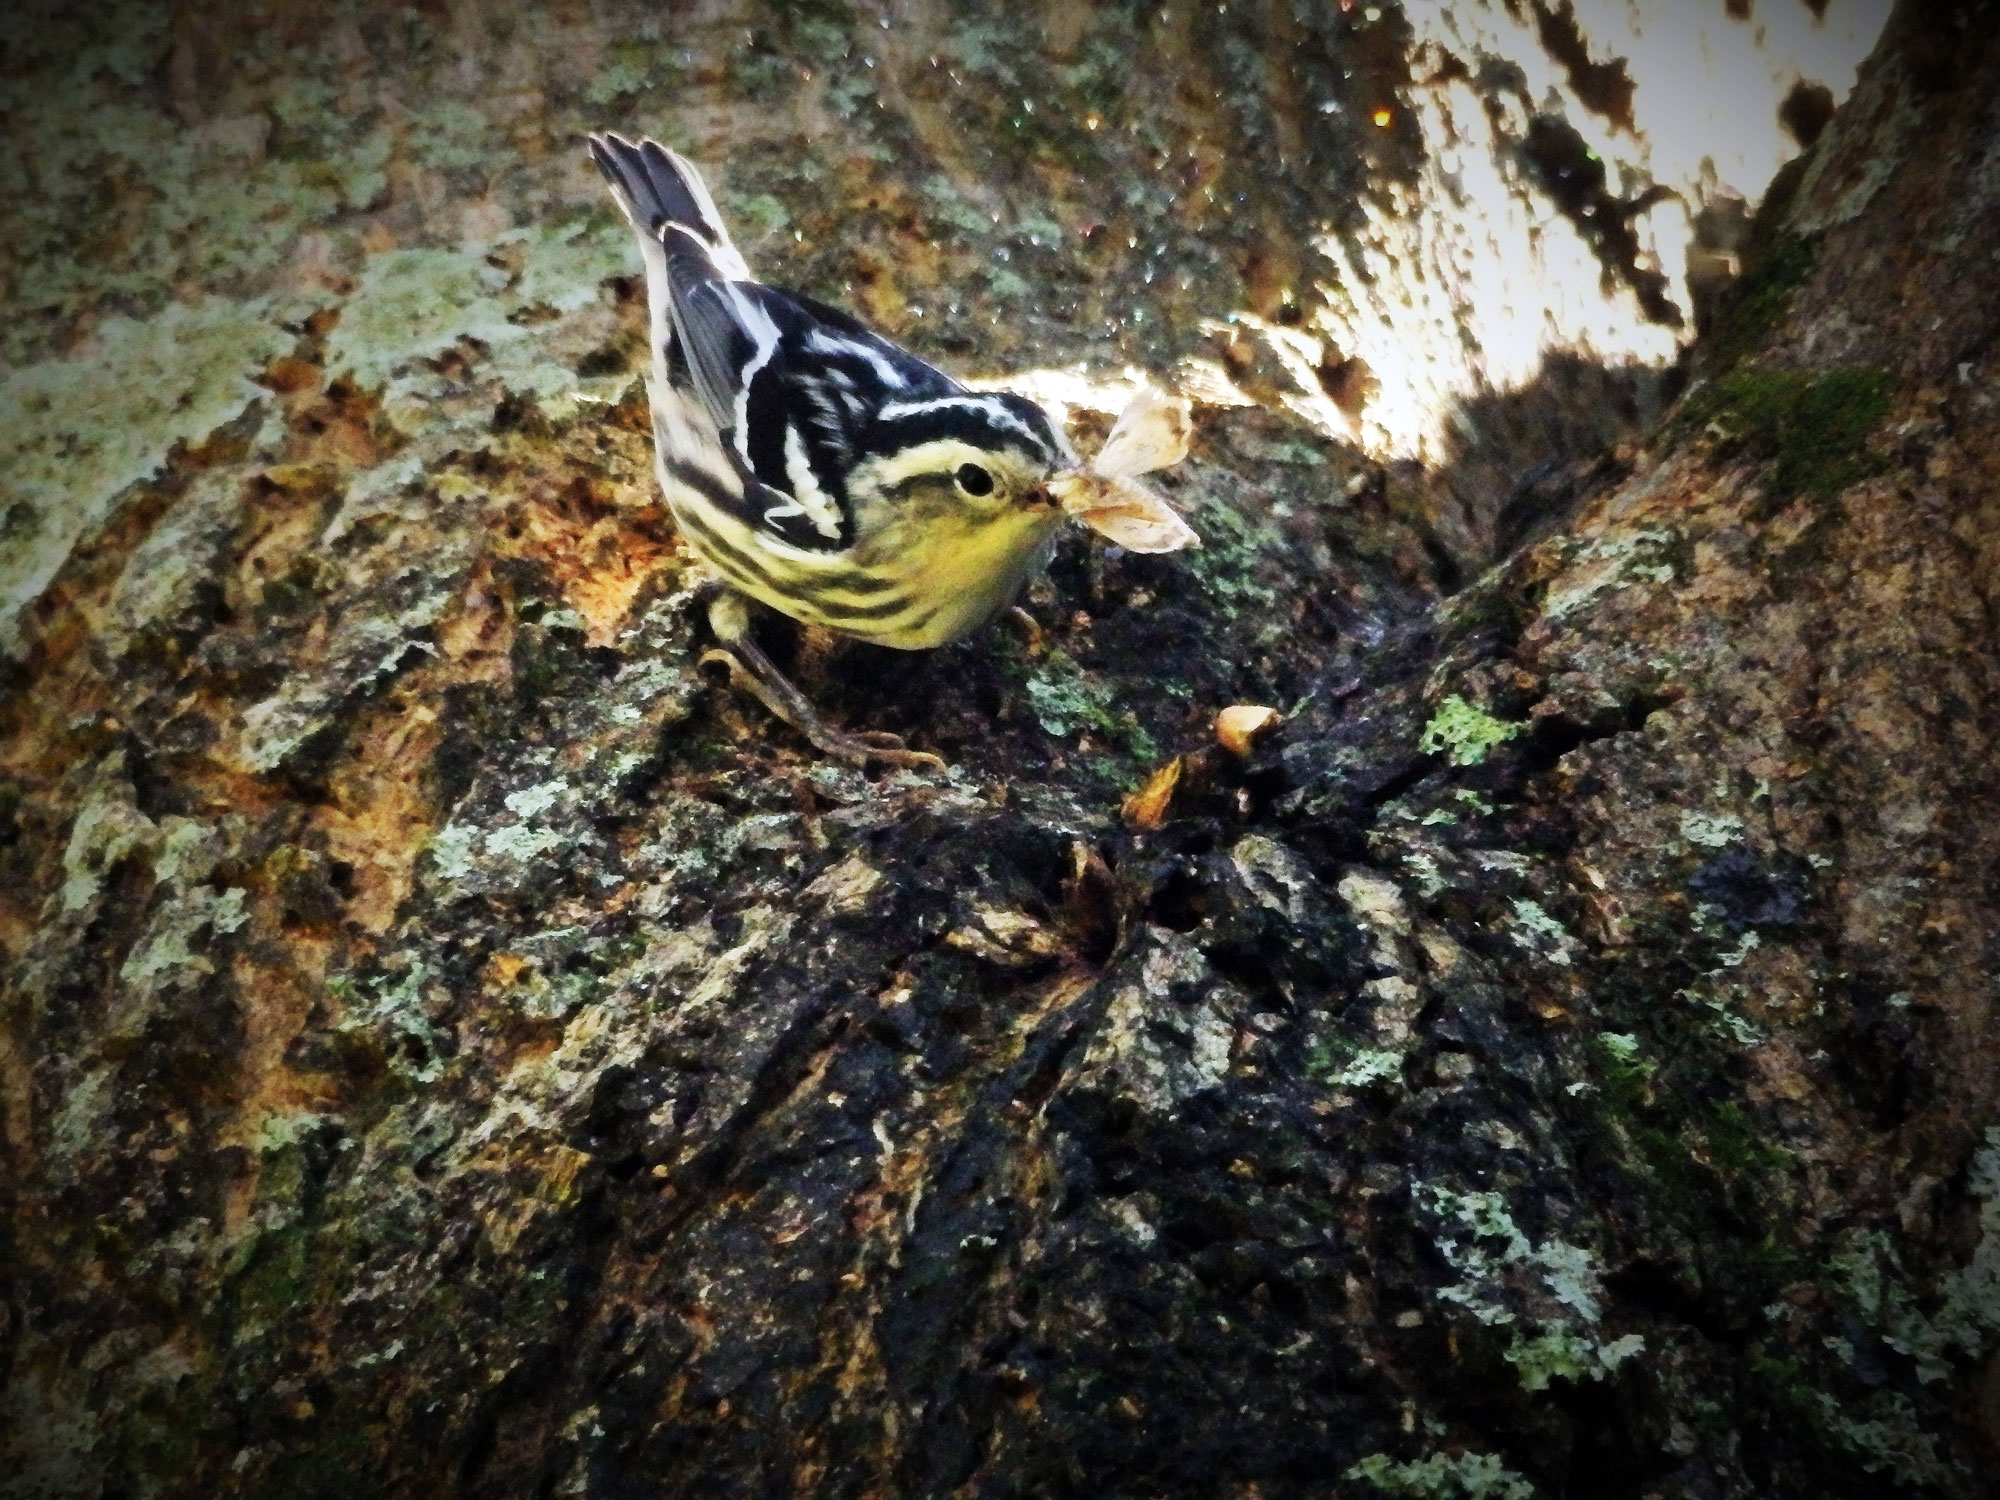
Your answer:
849,391 -> 1075,522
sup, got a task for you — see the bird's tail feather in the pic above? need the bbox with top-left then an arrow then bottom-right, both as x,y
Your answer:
587,131 -> 750,281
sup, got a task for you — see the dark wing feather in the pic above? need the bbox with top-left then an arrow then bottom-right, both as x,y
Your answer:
662,277 -> 970,550
661,230 -> 777,442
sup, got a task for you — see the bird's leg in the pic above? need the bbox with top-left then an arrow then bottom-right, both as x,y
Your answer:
1002,605 -> 1046,654
699,592 -> 946,771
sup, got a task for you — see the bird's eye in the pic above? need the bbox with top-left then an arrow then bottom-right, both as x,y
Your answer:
955,462 -> 995,496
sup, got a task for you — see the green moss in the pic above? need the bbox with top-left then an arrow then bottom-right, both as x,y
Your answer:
228,1214 -> 374,1328
1183,497 -> 1279,619
1017,647 -> 1158,762
759,0 -> 855,29
1347,1450 -> 1537,1500
1687,367 -> 1894,501
1418,695 -> 1523,768
116,1388 -> 217,1489
1706,232 -> 1817,369
1703,1100 -> 1790,1178
1434,576 -> 1523,645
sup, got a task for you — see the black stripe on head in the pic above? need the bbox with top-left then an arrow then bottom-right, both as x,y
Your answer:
863,393 -> 1066,469
984,391 -> 1069,466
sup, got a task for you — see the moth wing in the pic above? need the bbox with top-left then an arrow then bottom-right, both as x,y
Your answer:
1092,387 -> 1192,479
1049,472 -> 1200,554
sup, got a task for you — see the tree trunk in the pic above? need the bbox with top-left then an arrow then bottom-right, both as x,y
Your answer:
5,1 -> 1998,1496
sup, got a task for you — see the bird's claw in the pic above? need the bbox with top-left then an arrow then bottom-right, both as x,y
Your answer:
698,644 -> 946,772
816,730 -> 948,772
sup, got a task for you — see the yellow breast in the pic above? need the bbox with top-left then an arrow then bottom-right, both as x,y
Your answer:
663,477 -> 1059,650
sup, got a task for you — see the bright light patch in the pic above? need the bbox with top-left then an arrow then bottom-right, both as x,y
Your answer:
1220,0 -> 1889,464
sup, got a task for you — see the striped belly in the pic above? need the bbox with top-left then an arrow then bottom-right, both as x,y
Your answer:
660,457 -> 1059,650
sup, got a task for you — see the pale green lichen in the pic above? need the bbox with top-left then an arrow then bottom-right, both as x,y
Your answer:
1426,1185 -> 1642,1393
1542,527 -> 1679,624
1330,1048 -> 1406,1089
59,760 -> 159,913
335,962 -> 444,1084
1347,1450 -> 1537,1500
583,37 -> 686,106
238,579 -> 461,772
503,781 -> 569,820
1939,1131 -> 2000,1351
46,1065 -> 117,1163
505,925 -> 612,1022
1713,928 -> 1762,968
1674,971 -> 1762,1047
326,220 -> 633,428
1812,1390 -> 1956,1491
537,606 -> 590,633
1529,1239 -> 1601,1321
1833,1133 -> 2000,1386
1599,1032 -> 1643,1064
1,300 -> 288,653
1788,60 -> 1920,233
116,886 -> 250,1028
484,824 -> 568,863
1508,899 -> 1577,966
1419,696 -> 1522,768
152,818 -> 224,888
428,824 -> 481,882
432,776 -> 581,879
254,1111 -> 337,1155
1504,1326 -> 1645,1392
1401,848 -> 1447,899
1678,810 -> 1745,848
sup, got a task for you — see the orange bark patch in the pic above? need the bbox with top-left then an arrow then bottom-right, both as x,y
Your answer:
496,474 -> 680,646
311,685 -> 444,935
220,941 -> 343,1235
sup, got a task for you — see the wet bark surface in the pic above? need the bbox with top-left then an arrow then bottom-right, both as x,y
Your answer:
4,2 -> 1999,1497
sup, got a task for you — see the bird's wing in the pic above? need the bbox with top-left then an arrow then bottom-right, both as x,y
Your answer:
674,280 -> 966,551
663,248 -> 782,452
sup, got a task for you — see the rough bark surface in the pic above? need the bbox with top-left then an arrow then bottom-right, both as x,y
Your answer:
4,2 -> 1999,1497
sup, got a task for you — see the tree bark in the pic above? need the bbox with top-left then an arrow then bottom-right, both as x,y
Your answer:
5,2 -> 1999,1497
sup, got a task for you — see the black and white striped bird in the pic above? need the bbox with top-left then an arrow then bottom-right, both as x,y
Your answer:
588,131 -> 1080,767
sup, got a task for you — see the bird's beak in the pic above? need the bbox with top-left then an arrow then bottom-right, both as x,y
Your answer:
1023,466 -> 1078,510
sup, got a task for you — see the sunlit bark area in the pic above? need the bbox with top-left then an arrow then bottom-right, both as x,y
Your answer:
6,2 -> 2000,1496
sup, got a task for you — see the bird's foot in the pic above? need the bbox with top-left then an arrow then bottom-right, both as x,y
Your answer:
698,646 -> 946,772
810,726 -> 949,772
